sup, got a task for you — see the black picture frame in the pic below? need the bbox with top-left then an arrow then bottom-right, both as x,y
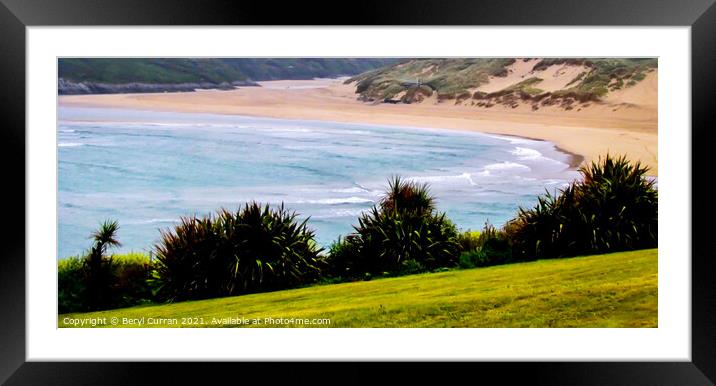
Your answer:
1,0 -> 715,384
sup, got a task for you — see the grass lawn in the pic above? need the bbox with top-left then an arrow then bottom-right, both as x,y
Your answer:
59,249 -> 657,328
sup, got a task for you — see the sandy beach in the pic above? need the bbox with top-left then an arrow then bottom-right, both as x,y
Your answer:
59,75 -> 658,175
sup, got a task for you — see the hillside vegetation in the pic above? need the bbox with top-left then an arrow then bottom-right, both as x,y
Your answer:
59,249 -> 657,328
59,58 -> 396,84
347,58 -> 657,111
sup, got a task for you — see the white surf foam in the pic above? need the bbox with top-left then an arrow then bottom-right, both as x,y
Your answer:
484,161 -> 531,172
300,197 -> 374,205
408,172 -> 477,186
313,208 -> 369,219
58,142 -> 84,148
511,147 -> 544,160
271,127 -> 313,133
332,187 -> 370,194
510,146 -> 569,169
132,218 -> 179,225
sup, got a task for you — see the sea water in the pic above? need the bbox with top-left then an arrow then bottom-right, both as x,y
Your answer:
58,106 -> 579,258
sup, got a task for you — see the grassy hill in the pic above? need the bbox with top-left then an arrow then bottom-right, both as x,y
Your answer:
59,58 -> 397,84
348,58 -> 657,110
59,249 -> 657,328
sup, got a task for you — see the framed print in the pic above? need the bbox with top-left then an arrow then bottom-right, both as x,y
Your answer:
2,0 -> 716,384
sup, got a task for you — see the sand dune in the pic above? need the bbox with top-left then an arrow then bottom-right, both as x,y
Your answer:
533,63 -> 591,92
475,59 -> 591,94
605,71 -> 658,108
474,59 -> 537,93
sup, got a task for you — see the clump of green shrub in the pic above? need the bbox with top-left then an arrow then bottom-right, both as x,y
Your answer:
505,154 -> 657,259
458,224 -> 514,268
59,254 -> 155,313
58,255 -> 88,313
457,230 -> 481,252
112,253 -> 155,308
401,85 -> 434,104
153,202 -> 324,302
58,220 -> 155,313
326,176 -> 459,278
325,235 -> 362,279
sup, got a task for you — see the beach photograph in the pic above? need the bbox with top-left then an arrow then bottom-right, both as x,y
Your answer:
56,58 -> 658,328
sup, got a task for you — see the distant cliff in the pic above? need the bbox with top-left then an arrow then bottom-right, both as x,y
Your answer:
58,58 -> 396,95
58,78 -> 258,95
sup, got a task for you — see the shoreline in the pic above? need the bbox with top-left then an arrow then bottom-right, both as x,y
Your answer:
553,145 -> 585,170
59,78 -> 657,176
481,131 -> 585,170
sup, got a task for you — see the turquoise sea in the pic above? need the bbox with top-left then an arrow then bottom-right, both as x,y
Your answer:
58,106 -> 579,258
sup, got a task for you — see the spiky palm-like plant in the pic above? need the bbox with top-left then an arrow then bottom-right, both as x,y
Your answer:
221,203 -> 324,294
153,215 -> 221,301
327,176 -> 459,277
506,154 -> 657,259
505,188 -> 572,260
574,154 -> 657,252
154,202 -> 324,302
353,206 -> 459,273
380,176 -> 435,215
84,220 -> 121,309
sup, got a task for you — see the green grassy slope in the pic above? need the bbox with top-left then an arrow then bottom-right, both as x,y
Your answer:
59,249 -> 657,328
58,58 -> 397,84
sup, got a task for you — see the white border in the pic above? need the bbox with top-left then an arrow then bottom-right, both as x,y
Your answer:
27,27 -> 690,361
